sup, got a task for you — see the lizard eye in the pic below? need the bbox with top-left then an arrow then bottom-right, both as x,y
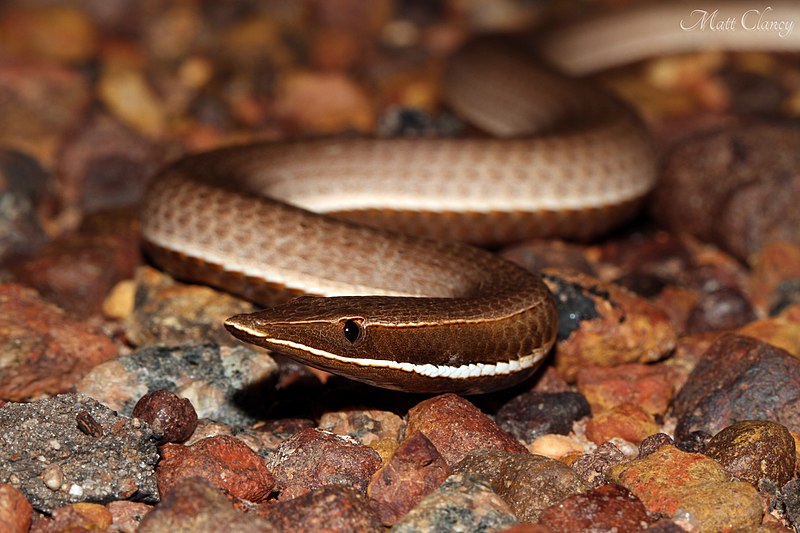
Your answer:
342,319 -> 362,343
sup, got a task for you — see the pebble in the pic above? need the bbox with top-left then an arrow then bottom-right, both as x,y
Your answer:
454,449 -> 587,522
132,390 -> 199,444
777,478 -> 800,530
0,393 -> 159,513
576,363 -> 673,417
673,334 -> 800,440
608,444 -> 763,531
269,427 -> 382,500
259,485 -> 383,532
704,420 -> 796,489
0,284 -> 117,400
494,390 -> 591,443
30,502 -> 112,532
738,305 -> 800,357
0,483 -> 32,533
748,242 -> 800,315
391,473 -> 517,533
585,402 -> 660,445
0,148 -> 47,261
127,265 -> 258,346
156,434 -> 274,502
138,478 -> 278,533
537,484 -> 651,532
571,441 -> 628,489
318,408 -> 405,448
405,393 -> 528,467
685,286 -> 756,333
542,271 -> 676,381
76,343 -> 278,426
653,122 -> 800,260
368,431 -> 450,524
107,500 -> 153,533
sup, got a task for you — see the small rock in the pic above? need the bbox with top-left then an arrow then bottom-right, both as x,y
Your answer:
0,484 -> 32,533
107,500 -> 153,533
156,435 -> 274,502
391,473 -> 517,533
501,239 -> 595,277
274,70 -> 374,133
260,485 -> 382,532
653,122 -> 800,260
405,393 -> 528,467
0,148 -> 47,261
638,433 -> 675,458
0,393 -> 159,512
133,390 -> 199,444
128,266 -> 258,346
685,287 -> 756,333
99,62 -> 167,138
749,242 -> 800,315
571,441 -> 628,489
494,390 -> 591,443
673,334 -> 800,439
543,271 -> 676,381
776,478 -> 800,530
454,449 -> 586,522
138,478 -> 278,533
318,408 -> 404,447
576,363 -> 673,417
30,502 -> 112,533
608,444 -> 763,531
0,5 -> 99,63
704,420 -> 796,489
737,305 -> 800,357
0,283 -> 118,400
270,427 -> 382,500
537,484 -> 651,532
76,343 -> 277,426
585,403 -> 659,445
368,431 -> 450,524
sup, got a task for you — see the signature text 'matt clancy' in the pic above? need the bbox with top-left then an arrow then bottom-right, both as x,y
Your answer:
680,7 -> 794,38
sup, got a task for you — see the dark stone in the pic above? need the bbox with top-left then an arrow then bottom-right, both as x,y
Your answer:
260,485 -> 382,532
685,287 -> 756,333
638,433 -> 674,458
537,484 -> 651,532
673,334 -> 800,440
133,390 -> 198,444
494,390 -> 591,442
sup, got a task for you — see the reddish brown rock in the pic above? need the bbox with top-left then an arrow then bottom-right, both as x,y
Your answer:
673,334 -> 800,439
652,122 -> 800,260
749,242 -> 800,315
405,393 -> 528,467
704,420 -> 796,488
270,427 -> 382,500
30,502 -> 112,533
454,449 -> 586,522
577,363 -> 673,417
571,441 -> 629,489
0,484 -> 32,533
368,431 -> 450,524
738,305 -> 800,357
0,283 -> 117,400
259,485 -> 382,532
586,403 -> 660,445
608,444 -> 762,530
133,390 -> 198,444
685,286 -> 756,334
139,478 -> 277,533
106,501 -> 153,533
537,484 -> 651,532
157,435 -> 274,502
543,271 -> 676,381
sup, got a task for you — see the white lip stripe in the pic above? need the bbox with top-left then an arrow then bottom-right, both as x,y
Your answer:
228,322 -> 546,380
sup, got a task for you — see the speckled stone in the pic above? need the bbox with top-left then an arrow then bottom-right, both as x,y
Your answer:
391,473 -> 517,533
138,478 -> 278,533
259,485 -> 383,532
494,390 -> 591,443
76,343 -> 278,426
542,271 -> 676,382
674,334 -> 800,439
156,435 -> 274,502
704,420 -> 796,489
270,427 -> 382,500
608,445 -> 763,531
537,484 -> 651,532
571,441 -> 628,489
454,449 -> 586,522
318,408 -> 405,447
106,500 -> 153,533
0,483 -> 32,533
0,393 -> 159,513
368,431 -> 450,524
405,393 -> 528,467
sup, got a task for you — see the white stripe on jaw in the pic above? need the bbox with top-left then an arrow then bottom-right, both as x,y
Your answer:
227,321 -> 546,380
